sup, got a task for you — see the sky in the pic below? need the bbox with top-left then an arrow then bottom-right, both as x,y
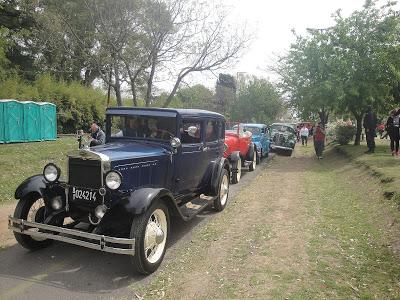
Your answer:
182,0 -> 368,88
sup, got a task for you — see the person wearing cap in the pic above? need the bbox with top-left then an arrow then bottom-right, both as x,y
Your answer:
90,122 -> 106,147
363,106 -> 378,154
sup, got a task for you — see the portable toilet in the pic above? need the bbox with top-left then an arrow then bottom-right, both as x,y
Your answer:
0,99 -> 24,143
0,101 -> 4,143
38,102 -> 57,141
22,101 -> 41,142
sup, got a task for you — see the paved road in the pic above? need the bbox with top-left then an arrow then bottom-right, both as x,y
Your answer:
0,154 -> 275,300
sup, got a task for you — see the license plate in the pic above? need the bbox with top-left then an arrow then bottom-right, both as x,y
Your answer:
71,187 -> 97,201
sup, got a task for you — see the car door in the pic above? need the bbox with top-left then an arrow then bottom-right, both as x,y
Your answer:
175,119 -> 209,195
202,119 -> 224,185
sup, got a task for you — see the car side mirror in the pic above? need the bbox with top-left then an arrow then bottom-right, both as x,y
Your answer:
170,137 -> 181,149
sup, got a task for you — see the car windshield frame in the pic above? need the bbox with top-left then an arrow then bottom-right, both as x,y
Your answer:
106,114 -> 178,143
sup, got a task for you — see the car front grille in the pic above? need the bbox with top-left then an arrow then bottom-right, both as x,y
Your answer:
68,157 -> 102,189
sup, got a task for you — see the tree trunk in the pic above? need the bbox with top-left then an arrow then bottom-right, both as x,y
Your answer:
145,55 -> 157,107
354,115 -> 363,146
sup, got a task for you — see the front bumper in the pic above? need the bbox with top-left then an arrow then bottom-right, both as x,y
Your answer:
8,216 -> 135,256
270,145 -> 293,151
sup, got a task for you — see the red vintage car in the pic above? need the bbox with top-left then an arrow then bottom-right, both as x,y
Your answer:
224,124 -> 257,184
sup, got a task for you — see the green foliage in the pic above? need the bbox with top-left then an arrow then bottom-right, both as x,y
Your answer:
0,75 -> 107,133
332,121 -> 356,145
279,1 -> 400,145
230,77 -> 283,124
175,85 -> 215,110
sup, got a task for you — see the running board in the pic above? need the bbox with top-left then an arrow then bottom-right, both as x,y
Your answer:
179,195 -> 216,221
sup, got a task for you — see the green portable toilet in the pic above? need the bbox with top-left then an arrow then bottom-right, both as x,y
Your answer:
0,99 -> 24,143
0,101 -> 4,143
22,101 -> 41,142
39,102 -> 57,141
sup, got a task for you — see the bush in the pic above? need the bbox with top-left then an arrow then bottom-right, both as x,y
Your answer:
334,121 -> 356,145
0,75 -> 108,133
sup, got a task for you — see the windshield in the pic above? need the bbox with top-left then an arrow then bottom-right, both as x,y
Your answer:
244,126 -> 262,135
270,124 -> 295,134
107,115 -> 176,141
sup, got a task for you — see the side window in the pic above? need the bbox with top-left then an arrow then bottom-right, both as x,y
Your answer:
205,120 -> 219,142
180,120 -> 202,144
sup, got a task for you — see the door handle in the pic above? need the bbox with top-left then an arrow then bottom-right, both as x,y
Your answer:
202,146 -> 210,152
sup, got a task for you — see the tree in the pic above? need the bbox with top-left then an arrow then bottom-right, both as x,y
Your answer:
175,84 -> 215,109
230,77 -> 283,124
276,1 -> 400,145
0,0 -> 37,80
329,2 -> 400,144
276,29 -> 343,127
215,73 -> 236,117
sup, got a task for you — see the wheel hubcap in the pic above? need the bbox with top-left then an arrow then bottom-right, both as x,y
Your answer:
144,209 -> 167,264
220,174 -> 229,206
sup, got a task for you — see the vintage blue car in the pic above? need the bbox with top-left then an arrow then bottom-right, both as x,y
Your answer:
242,123 -> 270,163
9,108 -> 230,275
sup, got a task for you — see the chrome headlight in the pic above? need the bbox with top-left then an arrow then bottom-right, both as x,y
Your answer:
105,171 -> 122,190
43,163 -> 60,183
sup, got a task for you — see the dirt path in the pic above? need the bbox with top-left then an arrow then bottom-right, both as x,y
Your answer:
139,148 -> 316,299
0,203 -> 15,249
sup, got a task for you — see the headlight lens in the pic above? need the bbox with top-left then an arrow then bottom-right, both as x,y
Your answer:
43,163 -> 60,182
105,171 -> 122,190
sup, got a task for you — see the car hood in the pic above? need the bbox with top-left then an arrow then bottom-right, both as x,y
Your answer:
90,141 -> 170,161
251,135 -> 261,142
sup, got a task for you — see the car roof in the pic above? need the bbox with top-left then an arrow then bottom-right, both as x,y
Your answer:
241,123 -> 267,128
106,107 -> 225,120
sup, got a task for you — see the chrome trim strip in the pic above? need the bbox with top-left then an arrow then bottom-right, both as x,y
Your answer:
8,217 -> 135,256
271,145 -> 293,151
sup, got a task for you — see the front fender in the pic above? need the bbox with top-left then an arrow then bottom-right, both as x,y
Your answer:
15,174 -> 47,200
210,157 -> 230,196
122,188 -> 176,215
97,188 -> 181,236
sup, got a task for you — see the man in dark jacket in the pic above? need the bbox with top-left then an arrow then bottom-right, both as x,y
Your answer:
90,123 -> 105,147
363,106 -> 377,154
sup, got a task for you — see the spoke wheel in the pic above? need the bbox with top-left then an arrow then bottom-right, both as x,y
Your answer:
13,194 -> 53,250
130,200 -> 169,275
249,147 -> 256,171
144,209 -> 168,264
231,157 -> 241,184
214,168 -> 229,212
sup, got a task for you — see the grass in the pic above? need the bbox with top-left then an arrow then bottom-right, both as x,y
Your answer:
0,137 -> 76,203
297,148 -> 400,299
336,139 -> 400,200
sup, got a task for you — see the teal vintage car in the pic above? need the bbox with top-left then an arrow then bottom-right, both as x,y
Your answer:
269,123 -> 296,156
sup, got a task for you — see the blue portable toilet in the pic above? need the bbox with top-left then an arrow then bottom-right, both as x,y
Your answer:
22,101 -> 41,142
0,99 -> 24,143
38,102 -> 57,141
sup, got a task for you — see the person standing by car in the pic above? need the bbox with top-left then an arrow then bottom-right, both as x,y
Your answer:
90,122 -> 105,146
363,106 -> 378,154
385,108 -> 400,156
314,123 -> 326,159
300,125 -> 309,146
